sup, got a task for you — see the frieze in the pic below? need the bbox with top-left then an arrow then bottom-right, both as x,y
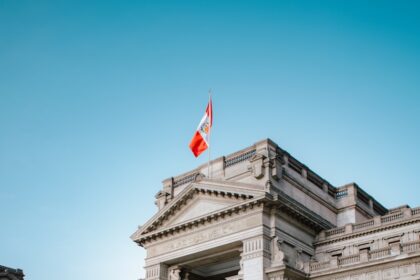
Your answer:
138,197 -> 265,246
147,214 -> 260,257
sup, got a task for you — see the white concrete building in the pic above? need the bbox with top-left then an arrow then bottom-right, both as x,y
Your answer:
131,139 -> 420,280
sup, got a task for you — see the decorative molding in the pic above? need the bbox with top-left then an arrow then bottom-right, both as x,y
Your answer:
134,179 -> 335,246
136,197 -> 264,246
145,211 -> 261,258
131,183 -> 261,243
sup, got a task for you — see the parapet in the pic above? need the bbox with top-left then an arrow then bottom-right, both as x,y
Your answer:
154,138 -> 388,227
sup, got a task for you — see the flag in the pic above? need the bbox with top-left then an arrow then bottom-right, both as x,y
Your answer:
189,98 -> 213,157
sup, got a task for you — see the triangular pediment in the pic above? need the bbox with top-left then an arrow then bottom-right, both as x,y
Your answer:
165,194 -> 238,226
132,180 -> 265,239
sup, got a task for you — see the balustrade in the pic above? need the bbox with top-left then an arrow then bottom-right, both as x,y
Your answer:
311,206 -> 420,274
381,212 -> 403,223
338,254 -> 360,266
335,190 -> 348,199
325,227 -> 345,237
401,240 -> 420,253
310,261 -> 331,271
311,240 -> 420,272
369,247 -> 391,259
321,207 -> 420,239
353,220 -> 374,230
412,207 -> 420,216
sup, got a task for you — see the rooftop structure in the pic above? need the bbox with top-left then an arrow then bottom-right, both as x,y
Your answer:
0,265 -> 24,280
132,139 -> 420,280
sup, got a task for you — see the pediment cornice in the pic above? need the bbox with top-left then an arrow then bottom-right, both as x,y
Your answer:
131,179 -> 336,246
132,194 -> 269,246
131,180 -> 266,243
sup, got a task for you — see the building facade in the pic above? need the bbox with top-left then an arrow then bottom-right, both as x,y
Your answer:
0,265 -> 24,280
131,139 -> 420,280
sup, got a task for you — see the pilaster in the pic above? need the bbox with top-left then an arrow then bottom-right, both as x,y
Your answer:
145,263 -> 168,280
242,236 -> 271,280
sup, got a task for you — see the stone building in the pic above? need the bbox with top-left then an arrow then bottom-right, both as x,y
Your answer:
0,265 -> 24,280
131,139 -> 420,280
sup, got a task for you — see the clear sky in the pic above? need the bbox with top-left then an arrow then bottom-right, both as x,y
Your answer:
0,1 -> 419,279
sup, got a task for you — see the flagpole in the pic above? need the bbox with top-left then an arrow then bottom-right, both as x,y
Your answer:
207,89 -> 212,179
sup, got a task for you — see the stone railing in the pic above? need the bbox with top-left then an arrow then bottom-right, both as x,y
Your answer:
171,148 -> 256,188
353,220 -> 374,230
224,149 -> 256,168
335,189 -> 348,199
338,254 -> 360,266
311,239 -> 420,273
381,212 -> 404,223
310,260 -> 331,271
369,247 -> 391,259
173,172 -> 199,188
318,206 -> 420,241
402,240 -> 420,253
325,227 -> 345,237
412,207 -> 420,216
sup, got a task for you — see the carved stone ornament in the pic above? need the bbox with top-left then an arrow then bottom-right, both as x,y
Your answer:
270,158 -> 283,181
265,180 -> 273,193
194,172 -> 205,181
168,267 -> 181,280
155,190 -> 170,209
249,153 -> 266,179
238,250 -> 244,276
271,236 -> 286,266
295,249 -> 304,271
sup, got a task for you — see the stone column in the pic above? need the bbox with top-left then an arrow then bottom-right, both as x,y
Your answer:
145,263 -> 168,280
242,236 -> 270,280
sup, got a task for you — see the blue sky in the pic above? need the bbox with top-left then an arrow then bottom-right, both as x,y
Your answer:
0,1 -> 419,279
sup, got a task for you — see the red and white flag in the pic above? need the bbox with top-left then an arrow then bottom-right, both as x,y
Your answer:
189,98 -> 213,157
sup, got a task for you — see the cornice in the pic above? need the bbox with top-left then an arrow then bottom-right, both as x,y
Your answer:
282,171 -> 338,214
133,184 -> 335,246
134,195 -> 268,246
354,199 -> 375,218
273,188 -> 335,231
133,180 -> 264,239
